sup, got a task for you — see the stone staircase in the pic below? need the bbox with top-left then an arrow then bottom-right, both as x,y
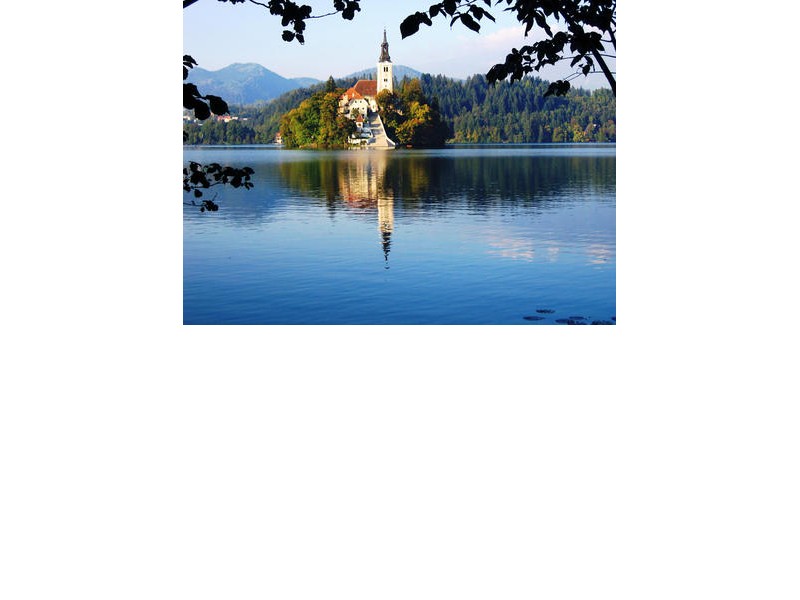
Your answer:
366,111 -> 396,150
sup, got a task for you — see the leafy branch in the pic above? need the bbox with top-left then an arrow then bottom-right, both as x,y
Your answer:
183,162 -> 255,202
400,0 -> 616,96
184,192 -> 221,213
201,0 -> 361,44
185,1 -> 615,96
183,55 -> 229,120
183,54 -> 256,210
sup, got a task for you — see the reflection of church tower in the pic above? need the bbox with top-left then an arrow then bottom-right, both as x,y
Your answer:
377,196 -> 394,268
377,29 -> 393,94
337,154 -> 395,268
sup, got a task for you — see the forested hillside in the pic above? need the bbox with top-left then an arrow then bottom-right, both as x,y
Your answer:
183,74 -> 615,145
420,74 -> 615,143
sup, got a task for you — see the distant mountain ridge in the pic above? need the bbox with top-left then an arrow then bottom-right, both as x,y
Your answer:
185,63 -> 321,105
186,62 -> 426,106
342,65 -> 423,81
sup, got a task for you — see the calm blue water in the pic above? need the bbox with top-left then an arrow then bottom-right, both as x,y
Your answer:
184,144 -> 615,324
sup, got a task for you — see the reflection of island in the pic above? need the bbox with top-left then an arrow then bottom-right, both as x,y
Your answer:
275,151 -> 615,267
338,155 -> 395,267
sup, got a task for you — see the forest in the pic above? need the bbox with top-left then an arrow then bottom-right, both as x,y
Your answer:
182,74 -> 615,146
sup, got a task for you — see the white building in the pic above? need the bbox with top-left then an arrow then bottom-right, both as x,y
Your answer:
377,28 -> 393,95
340,31 -> 394,117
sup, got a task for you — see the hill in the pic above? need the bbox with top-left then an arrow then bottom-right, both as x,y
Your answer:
290,77 -> 322,87
343,64 -> 423,81
185,63 -> 314,105
185,63 -> 429,106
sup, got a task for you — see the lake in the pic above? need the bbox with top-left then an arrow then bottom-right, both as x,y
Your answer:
184,144 -> 615,325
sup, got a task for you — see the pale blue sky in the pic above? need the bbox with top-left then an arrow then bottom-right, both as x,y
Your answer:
183,0 -> 613,88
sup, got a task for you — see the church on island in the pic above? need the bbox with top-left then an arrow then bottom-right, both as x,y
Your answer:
339,30 -> 397,149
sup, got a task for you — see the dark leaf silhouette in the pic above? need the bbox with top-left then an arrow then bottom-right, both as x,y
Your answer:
192,99 -> 211,120
400,15 -> 419,38
400,13 -> 428,38
544,80 -> 570,97
183,161 -> 256,209
194,0 -> 614,94
206,95 -> 229,115
460,13 -> 480,32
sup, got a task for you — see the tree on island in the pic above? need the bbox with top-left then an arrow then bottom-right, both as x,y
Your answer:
280,86 -> 357,148
376,80 -> 451,148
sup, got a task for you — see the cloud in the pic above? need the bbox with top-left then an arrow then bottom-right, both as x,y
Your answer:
414,22 -> 585,81
476,25 -> 528,49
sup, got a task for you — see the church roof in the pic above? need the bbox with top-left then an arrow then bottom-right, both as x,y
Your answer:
342,87 -> 365,101
353,79 -> 378,98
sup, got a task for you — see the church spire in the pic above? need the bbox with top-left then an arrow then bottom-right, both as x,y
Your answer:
377,28 -> 394,94
379,28 -> 391,63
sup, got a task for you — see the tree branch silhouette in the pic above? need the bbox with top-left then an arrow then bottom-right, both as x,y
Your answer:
185,1 -> 615,96
183,53 -> 255,210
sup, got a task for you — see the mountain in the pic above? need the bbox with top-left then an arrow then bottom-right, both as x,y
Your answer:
290,77 -> 321,87
343,64 -> 423,81
185,63 -> 313,105
185,62 -> 430,106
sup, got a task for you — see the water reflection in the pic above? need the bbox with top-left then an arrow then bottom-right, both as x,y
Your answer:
486,236 -> 537,262
193,147 -> 616,230
273,149 -> 614,268
277,149 -> 615,209
183,146 -> 616,324
336,154 -> 394,268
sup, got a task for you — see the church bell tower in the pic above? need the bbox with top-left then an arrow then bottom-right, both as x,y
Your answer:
377,29 -> 393,94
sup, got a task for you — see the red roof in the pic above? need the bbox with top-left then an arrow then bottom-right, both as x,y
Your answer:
353,79 -> 378,98
342,88 -> 365,101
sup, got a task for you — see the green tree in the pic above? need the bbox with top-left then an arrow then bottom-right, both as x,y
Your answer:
279,89 -> 356,148
399,78 -> 426,106
376,89 -> 402,132
325,75 -> 337,92
375,79 -> 449,147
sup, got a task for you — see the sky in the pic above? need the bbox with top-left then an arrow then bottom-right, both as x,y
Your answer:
183,0 -> 614,89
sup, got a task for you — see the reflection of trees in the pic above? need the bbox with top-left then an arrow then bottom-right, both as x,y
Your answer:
383,153 -> 615,210
277,151 -> 615,212
185,149 -> 615,265
281,154 -> 398,265
278,156 -> 341,205
337,154 -> 391,206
